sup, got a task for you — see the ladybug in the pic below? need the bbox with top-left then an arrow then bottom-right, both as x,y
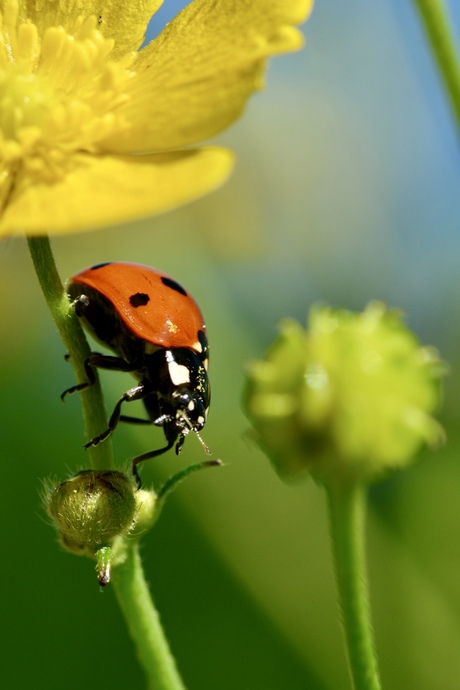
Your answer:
63,262 -> 210,486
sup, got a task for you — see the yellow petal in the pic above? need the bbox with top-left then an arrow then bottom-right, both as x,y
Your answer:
101,0 -> 314,152
0,148 -> 234,235
16,0 -> 163,57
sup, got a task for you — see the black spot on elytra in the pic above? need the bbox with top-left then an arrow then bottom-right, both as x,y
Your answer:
130,292 -> 150,308
161,276 -> 187,296
90,262 -> 112,271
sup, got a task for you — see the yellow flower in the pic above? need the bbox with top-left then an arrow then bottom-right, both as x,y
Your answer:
0,0 -> 313,235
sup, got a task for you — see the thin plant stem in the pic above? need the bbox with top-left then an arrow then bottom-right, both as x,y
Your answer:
412,0 -> 460,137
326,479 -> 382,690
27,235 -> 114,471
28,235 -> 187,690
111,544 -> 187,690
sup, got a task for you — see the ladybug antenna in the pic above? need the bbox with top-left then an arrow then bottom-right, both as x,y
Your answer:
193,427 -> 211,456
178,409 -> 211,456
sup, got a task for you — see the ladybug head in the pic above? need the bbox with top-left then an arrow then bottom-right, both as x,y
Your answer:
170,385 -> 211,455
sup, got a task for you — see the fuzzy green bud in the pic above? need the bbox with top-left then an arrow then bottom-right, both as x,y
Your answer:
47,470 -> 137,557
244,303 -> 445,484
130,488 -> 158,539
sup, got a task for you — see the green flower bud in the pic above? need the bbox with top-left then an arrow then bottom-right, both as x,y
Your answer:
47,470 -> 137,557
130,489 -> 158,539
244,302 -> 445,484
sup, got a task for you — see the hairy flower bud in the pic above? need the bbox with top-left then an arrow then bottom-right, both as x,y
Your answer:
47,470 -> 137,557
244,303 -> 446,484
130,489 -> 158,539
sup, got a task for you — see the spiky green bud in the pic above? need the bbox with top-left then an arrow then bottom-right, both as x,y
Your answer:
244,303 -> 445,484
47,470 -> 138,557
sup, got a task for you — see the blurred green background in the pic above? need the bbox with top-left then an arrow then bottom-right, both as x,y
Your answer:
2,1 -> 460,688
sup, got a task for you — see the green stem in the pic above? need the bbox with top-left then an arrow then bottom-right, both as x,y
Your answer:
326,480 -> 382,690
27,235 -> 114,471
112,544 -> 187,690
28,236 -> 186,690
412,0 -> 460,136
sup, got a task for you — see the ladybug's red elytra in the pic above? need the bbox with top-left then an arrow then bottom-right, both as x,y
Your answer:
63,262 -> 211,486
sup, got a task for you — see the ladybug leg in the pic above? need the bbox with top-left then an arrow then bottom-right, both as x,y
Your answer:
130,416 -> 190,487
131,438 -> 177,488
61,354 -> 138,400
153,413 -> 172,427
175,434 -> 186,455
119,415 -> 153,425
61,356 -> 97,399
84,383 -> 148,449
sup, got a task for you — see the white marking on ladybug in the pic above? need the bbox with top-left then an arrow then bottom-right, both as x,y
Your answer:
192,340 -> 202,352
167,360 -> 191,386
187,400 -> 195,411
197,415 -> 205,426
